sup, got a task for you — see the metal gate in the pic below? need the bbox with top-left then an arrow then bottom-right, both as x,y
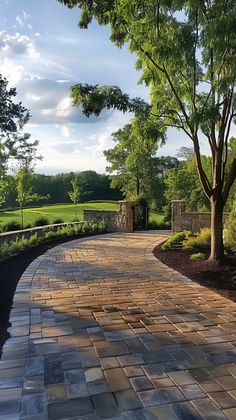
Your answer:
133,203 -> 148,231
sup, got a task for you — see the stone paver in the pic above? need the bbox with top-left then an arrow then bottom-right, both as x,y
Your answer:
1,231 -> 236,419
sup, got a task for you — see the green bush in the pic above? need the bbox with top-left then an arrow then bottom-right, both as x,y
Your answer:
190,252 -> 206,261
148,220 -> 171,230
98,220 -> 107,233
52,218 -> 64,224
161,230 -> 192,250
225,202 -> 236,252
0,221 -> 108,260
34,217 -> 50,227
1,220 -> 22,232
182,228 -> 211,250
24,223 -> 32,229
0,242 -> 10,258
82,222 -> 92,233
75,223 -> 83,234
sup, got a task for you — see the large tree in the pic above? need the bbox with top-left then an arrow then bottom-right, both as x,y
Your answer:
0,74 -> 39,205
57,0 -> 236,261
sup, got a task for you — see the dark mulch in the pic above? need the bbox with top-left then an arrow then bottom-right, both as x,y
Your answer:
0,232 -> 103,356
154,244 -> 236,302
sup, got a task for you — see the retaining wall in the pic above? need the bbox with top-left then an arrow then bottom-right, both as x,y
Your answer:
0,221 -> 84,247
83,201 -> 134,233
171,200 -> 229,233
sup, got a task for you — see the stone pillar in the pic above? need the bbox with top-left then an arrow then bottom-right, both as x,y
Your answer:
171,200 -> 186,233
118,201 -> 134,233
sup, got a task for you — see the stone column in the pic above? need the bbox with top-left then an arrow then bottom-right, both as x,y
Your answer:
171,200 -> 186,233
118,201 -> 134,232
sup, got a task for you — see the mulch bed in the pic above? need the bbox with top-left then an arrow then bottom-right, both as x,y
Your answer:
154,243 -> 236,302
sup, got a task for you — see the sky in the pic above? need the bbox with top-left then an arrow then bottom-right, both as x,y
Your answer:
0,0 -> 221,175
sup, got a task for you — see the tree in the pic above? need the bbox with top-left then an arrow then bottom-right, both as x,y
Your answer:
165,155 -> 212,212
104,116 -> 162,201
0,74 -> 39,207
15,139 -> 43,229
57,0 -> 236,261
68,174 -> 81,221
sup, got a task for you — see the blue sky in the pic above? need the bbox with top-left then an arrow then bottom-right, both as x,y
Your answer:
1,0 -> 213,174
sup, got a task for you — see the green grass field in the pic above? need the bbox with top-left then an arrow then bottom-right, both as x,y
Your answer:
0,201 -> 119,226
0,201 -> 165,229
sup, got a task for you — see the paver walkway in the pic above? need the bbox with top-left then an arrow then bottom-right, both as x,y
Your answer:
1,232 -> 236,419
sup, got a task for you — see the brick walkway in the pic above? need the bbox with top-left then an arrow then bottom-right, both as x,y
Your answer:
1,232 -> 236,419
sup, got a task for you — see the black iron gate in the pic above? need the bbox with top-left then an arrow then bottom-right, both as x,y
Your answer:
133,203 -> 148,231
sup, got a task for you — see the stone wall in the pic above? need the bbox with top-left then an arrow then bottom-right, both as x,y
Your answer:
84,201 -> 134,233
171,200 -> 229,233
0,221 -> 84,247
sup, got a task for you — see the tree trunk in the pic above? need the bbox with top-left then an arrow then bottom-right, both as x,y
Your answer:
209,197 -> 224,261
20,205 -> 24,230
75,202 -> 78,221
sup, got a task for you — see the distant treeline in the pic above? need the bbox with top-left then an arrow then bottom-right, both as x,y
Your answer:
3,171 -> 122,208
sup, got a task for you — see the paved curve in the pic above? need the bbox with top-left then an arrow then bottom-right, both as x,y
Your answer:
1,231 -> 236,419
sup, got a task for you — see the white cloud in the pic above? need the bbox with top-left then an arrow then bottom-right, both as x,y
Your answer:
16,15 -> 23,26
61,125 -> 70,138
0,57 -> 23,84
56,97 -> 72,117
16,10 -> 31,27
0,31 -> 40,60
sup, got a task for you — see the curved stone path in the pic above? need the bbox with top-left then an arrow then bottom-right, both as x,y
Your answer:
1,232 -> 236,419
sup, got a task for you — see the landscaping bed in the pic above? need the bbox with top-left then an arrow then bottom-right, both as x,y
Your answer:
154,244 -> 236,302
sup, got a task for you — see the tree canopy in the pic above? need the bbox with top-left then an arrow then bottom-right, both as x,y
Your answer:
0,74 -> 40,206
57,0 -> 236,260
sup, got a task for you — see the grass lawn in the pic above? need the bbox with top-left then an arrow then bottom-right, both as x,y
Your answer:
0,201 -> 119,227
0,201 -> 165,229
148,212 -> 165,225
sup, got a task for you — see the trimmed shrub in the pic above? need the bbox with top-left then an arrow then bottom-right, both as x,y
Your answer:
182,228 -> 211,250
24,223 -> 32,229
34,217 -> 49,227
1,220 -> 22,232
190,252 -> 206,261
52,218 -> 64,224
161,230 -> 192,250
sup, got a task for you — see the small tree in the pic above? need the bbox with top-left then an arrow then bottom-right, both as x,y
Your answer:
15,139 -> 45,229
68,174 -> 81,221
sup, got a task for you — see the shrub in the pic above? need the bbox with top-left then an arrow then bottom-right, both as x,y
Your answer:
82,222 -> 92,233
190,252 -> 206,261
24,223 -> 32,229
52,218 -> 64,224
0,242 -> 10,258
225,202 -> 236,252
161,230 -> 192,250
98,220 -> 107,233
1,220 -> 22,232
182,228 -> 211,250
0,219 -> 108,260
34,217 -> 49,227
74,223 -> 83,234
44,230 -> 58,240
148,220 -> 171,230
